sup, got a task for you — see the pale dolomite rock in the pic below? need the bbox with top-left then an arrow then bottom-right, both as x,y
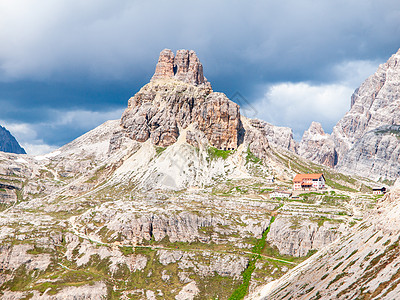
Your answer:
151,49 -> 211,88
146,290 -> 157,300
43,281 -> 107,300
333,49 -> 400,156
337,125 -> 400,179
158,250 -> 184,265
129,254 -> 148,272
177,251 -> 249,279
0,244 -> 51,272
120,49 -> 244,150
298,121 -> 337,168
175,281 -> 200,300
332,49 -> 400,179
267,215 -> 346,257
248,118 -> 297,152
0,282 -> 107,300
1,291 -> 27,300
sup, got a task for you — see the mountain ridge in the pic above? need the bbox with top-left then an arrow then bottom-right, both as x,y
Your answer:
0,125 -> 26,155
298,47 -> 400,181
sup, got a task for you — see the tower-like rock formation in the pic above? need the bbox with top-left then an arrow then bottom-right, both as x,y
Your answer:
151,49 -> 175,80
119,49 -> 241,149
151,49 -> 211,88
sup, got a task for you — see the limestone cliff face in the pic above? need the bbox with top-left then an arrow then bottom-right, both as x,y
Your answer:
298,122 -> 337,168
195,92 -> 241,150
337,125 -> 400,180
151,49 -> 211,88
266,215 -> 344,257
248,119 -> 297,152
330,48 -> 400,179
333,48 -> 400,161
120,49 -> 242,150
298,48 -> 400,179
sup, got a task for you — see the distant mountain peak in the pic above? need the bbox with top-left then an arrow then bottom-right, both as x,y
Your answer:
0,125 -> 26,154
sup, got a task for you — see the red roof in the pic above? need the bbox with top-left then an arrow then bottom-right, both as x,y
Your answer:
293,173 -> 324,182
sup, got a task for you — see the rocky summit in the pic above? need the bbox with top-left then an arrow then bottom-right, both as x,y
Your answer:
0,48 -> 397,300
120,49 -> 241,150
298,122 -> 337,168
151,49 -> 211,88
0,125 -> 26,155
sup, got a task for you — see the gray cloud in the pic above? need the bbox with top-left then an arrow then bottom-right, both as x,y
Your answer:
0,0 -> 400,153
1,0 -> 399,82
0,107 -> 124,155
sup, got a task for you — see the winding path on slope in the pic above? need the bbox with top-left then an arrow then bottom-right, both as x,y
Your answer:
67,212 -> 297,266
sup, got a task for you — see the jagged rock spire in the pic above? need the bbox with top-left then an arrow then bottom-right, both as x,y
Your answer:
151,49 -> 210,87
119,49 -> 241,149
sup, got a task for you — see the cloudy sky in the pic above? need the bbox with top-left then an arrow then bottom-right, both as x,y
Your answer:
1,0 -> 400,154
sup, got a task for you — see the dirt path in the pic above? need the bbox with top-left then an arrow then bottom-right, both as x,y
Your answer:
68,215 -> 298,266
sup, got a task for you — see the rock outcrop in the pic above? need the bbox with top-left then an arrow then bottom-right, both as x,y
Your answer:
266,215 -> 345,257
332,49 -> 400,159
195,92 -> 241,150
332,48 -> 400,179
336,125 -> 400,180
0,125 -> 26,155
175,281 -> 200,300
248,119 -> 297,152
298,122 -> 337,168
119,49 -> 241,149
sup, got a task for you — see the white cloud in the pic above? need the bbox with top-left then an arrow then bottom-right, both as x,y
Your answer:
250,58 -> 383,139
0,120 -> 56,155
1,122 -> 38,141
23,143 -> 59,156
252,82 -> 353,140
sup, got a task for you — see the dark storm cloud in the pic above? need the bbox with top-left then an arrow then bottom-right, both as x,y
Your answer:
1,0 -> 400,153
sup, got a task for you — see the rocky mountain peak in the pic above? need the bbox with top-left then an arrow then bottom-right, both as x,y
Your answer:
328,47 -> 400,178
334,47 -> 400,147
117,49 -> 242,150
151,49 -> 211,88
0,125 -> 26,154
302,121 -> 327,138
298,122 -> 337,168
